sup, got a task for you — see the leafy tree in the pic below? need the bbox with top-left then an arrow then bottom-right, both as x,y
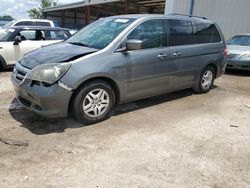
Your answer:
27,0 -> 58,19
0,15 -> 13,19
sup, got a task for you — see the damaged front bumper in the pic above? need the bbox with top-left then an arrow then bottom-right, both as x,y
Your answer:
11,63 -> 73,118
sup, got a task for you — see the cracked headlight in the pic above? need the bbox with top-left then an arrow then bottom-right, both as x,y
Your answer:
238,54 -> 250,61
26,63 -> 71,85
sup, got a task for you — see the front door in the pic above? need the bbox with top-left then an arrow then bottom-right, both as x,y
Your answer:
123,19 -> 173,99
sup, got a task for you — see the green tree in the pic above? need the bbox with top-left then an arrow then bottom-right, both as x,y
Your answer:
27,0 -> 58,19
0,15 -> 13,19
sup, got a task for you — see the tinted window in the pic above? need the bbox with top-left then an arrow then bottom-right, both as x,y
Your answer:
195,22 -> 221,43
15,21 -> 33,26
36,22 -> 50,26
168,19 -> 194,46
127,19 -> 166,49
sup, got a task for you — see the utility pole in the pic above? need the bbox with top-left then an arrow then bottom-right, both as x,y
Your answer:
189,0 -> 195,15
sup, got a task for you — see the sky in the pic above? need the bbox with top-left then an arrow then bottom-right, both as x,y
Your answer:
0,0 -> 80,19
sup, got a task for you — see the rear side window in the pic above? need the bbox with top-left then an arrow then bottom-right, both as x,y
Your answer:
195,22 -> 221,43
168,19 -> 194,46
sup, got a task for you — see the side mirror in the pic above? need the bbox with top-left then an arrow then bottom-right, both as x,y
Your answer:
13,36 -> 21,45
127,39 -> 143,51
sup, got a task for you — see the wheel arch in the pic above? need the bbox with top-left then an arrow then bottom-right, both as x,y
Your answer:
0,55 -> 7,70
205,62 -> 218,77
68,76 -> 121,114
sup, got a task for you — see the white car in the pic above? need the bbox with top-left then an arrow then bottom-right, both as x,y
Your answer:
1,19 -> 55,29
0,26 -> 71,69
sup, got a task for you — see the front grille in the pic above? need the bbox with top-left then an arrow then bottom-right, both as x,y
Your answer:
18,96 -> 31,107
14,62 -> 30,84
227,54 -> 237,59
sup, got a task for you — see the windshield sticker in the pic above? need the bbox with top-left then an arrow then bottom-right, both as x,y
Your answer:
114,19 -> 129,23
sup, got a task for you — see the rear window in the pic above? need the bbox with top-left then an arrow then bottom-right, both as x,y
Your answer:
195,22 -> 221,43
14,21 -> 51,27
168,19 -> 194,46
36,22 -> 51,27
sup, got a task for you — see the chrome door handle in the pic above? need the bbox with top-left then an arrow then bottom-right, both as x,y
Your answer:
173,52 -> 182,57
157,54 -> 168,59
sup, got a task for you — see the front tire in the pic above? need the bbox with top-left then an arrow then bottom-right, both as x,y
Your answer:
194,66 -> 215,93
72,81 -> 115,124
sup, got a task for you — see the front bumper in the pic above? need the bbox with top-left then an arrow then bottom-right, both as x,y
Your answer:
11,71 -> 73,118
227,60 -> 250,71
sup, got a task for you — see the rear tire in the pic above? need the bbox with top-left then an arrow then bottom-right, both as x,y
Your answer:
194,66 -> 215,94
72,81 -> 115,125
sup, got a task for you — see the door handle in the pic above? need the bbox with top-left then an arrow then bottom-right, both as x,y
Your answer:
173,52 -> 182,57
157,54 -> 168,59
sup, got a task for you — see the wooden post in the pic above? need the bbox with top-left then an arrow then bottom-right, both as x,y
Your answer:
74,11 -> 77,29
124,0 -> 129,14
61,10 -> 65,27
85,6 -> 90,25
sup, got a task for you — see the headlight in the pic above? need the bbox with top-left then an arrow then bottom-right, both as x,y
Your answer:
26,63 -> 71,85
238,54 -> 250,61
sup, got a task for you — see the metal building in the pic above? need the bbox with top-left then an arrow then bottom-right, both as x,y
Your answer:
43,0 -> 166,29
165,0 -> 250,39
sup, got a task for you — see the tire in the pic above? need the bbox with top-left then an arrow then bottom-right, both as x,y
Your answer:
194,66 -> 215,94
72,80 -> 115,124
0,61 -> 3,71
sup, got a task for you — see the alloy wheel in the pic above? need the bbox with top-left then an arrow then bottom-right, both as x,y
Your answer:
83,88 -> 110,118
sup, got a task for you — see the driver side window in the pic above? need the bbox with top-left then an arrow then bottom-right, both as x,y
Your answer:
127,19 -> 166,49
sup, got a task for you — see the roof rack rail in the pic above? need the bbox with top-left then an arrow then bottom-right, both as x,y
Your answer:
168,13 -> 207,20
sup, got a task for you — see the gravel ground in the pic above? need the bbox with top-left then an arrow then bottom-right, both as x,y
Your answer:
0,70 -> 249,188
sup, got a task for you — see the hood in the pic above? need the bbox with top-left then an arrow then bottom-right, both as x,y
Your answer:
20,42 -> 98,69
227,45 -> 250,55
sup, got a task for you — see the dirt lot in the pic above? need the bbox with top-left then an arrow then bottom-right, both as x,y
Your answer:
0,70 -> 249,188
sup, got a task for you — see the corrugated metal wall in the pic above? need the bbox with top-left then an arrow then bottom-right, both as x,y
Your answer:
168,0 -> 250,39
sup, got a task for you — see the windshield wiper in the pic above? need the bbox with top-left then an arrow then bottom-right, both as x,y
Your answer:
68,42 -> 89,47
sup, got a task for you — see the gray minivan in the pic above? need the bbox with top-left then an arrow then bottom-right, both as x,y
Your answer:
11,14 -> 227,124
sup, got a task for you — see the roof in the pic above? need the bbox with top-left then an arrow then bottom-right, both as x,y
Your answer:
108,14 -> 214,23
14,19 -> 53,22
9,26 -> 70,31
43,0 -> 121,12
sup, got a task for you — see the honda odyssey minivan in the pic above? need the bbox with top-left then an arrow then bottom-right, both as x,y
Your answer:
11,14 -> 227,124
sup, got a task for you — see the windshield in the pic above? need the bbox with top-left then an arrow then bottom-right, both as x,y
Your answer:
2,20 -> 15,29
67,18 -> 134,49
0,29 -> 15,41
227,35 -> 250,46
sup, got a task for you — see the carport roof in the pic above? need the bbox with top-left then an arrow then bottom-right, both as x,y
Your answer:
43,0 -> 166,12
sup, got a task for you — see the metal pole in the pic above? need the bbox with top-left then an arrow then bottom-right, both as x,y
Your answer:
164,0 -> 174,15
189,0 -> 195,15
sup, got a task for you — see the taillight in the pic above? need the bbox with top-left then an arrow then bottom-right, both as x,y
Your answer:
224,48 -> 228,57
